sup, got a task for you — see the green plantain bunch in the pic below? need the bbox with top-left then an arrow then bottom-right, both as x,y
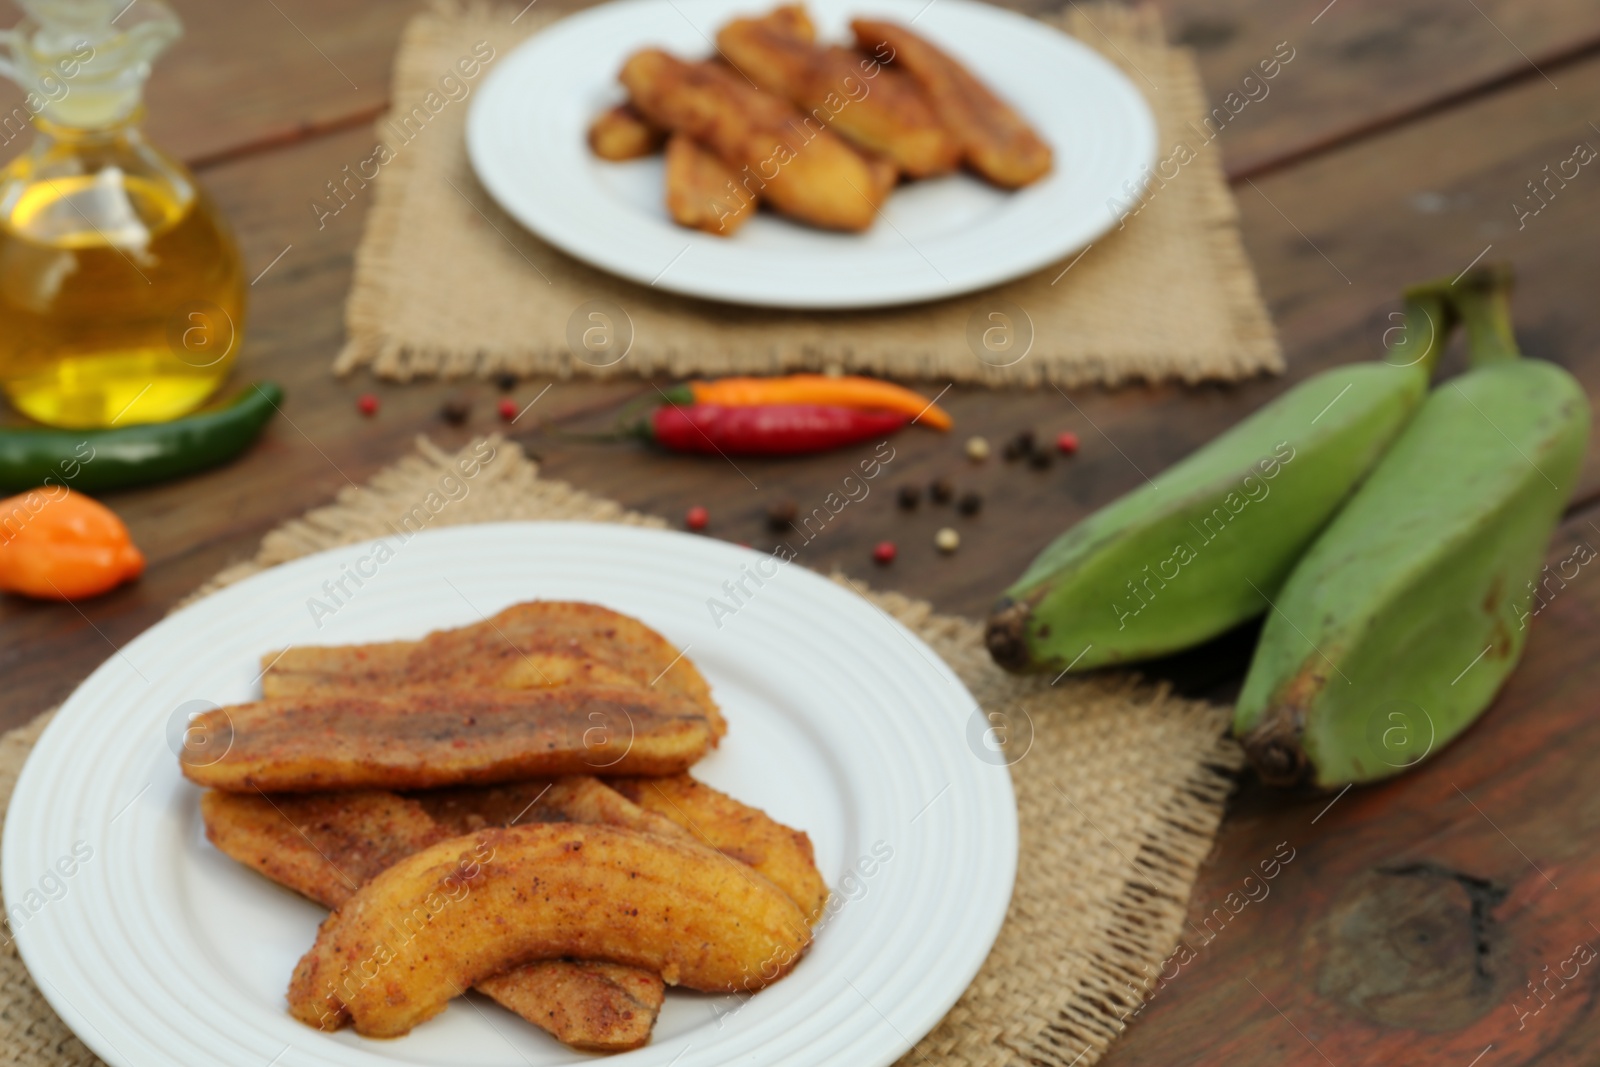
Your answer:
985,265 -> 1590,789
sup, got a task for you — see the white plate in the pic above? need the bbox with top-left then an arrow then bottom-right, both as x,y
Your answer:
5,523 -> 1016,1067
465,0 -> 1157,308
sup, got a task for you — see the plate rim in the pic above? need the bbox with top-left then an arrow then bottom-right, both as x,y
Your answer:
464,0 -> 1158,309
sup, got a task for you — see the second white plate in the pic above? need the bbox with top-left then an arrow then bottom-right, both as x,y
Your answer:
5,522 -> 1016,1067
466,0 -> 1157,308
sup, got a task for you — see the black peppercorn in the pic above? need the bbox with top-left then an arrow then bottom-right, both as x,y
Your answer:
1027,449 -> 1053,470
766,500 -> 798,531
440,396 -> 471,425
957,491 -> 983,516
930,477 -> 954,504
897,484 -> 921,510
493,371 -> 518,393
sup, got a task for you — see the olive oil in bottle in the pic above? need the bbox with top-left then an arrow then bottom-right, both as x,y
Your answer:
0,0 -> 246,428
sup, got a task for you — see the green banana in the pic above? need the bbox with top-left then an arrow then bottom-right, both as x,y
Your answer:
1234,266 -> 1590,788
985,294 -> 1446,674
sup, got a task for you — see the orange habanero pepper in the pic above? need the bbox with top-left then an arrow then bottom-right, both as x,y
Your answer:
0,488 -> 144,600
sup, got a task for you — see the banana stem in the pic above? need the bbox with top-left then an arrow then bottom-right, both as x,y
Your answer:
1387,292 -> 1450,376
1448,265 -> 1522,366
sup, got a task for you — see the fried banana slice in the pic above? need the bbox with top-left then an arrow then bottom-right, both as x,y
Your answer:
852,18 -> 1051,188
621,49 -> 885,231
414,776 -> 690,842
717,13 -> 959,178
201,790 -> 665,1052
181,685 -> 713,792
665,134 -> 757,235
262,600 -> 725,741
824,46 -> 956,178
613,774 -> 829,922
201,789 -> 448,908
588,103 -> 666,160
754,2 -> 815,41
288,824 -> 812,1037
476,961 -> 664,1052
416,776 -> 827,920
863,148 -> 899,200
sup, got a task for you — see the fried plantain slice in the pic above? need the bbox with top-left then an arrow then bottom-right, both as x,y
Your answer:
851,18 -> 1052,188
288,824 -> 812,1037
201,789 -> 447,908
422,774 -> 826,919
207,777 -> 826,1045
612,774 -> 829,922
862,147 -> 900,200
412,776 -> 690,843
201,790 -> 666,1052
181,685 -> 714,793
476,961 -> 664,1052
621,49 -> 886,231
824,46 -> 956,179
261,601 -> 725,741
664,133 -> 757,235
588,103 -> 667,160
716,12 -> 960,178
754,1 -> 816,41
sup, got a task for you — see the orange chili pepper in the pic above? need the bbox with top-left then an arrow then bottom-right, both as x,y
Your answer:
0,488 -> 144,600
674,375 -> 953,431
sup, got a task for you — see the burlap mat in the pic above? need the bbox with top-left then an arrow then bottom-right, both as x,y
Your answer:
0,437 -> 1242,1066
335,1 -> 1280,388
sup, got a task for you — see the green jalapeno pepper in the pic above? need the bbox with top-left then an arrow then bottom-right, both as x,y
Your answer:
0,382 -> 283,494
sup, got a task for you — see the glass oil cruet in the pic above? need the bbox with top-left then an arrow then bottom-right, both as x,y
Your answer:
0,0 -> 245,428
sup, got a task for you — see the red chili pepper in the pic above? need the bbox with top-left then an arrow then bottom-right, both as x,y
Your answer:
647,404 -> 907,455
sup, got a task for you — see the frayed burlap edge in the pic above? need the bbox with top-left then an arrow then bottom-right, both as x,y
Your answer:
333,2 -> 1281,389
0,436 -> 1242,1067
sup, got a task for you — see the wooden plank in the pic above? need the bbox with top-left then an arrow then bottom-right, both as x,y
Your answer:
1,0 -> 1597,180
0,0 -> 420,169
1098,501 -> 1600,1066
152,0 -> 421,164
1229,48 -> 1600,498
1149,0 -> 1600,177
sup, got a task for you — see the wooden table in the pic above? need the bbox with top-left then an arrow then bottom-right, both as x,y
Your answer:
5,1 -> 1599,1062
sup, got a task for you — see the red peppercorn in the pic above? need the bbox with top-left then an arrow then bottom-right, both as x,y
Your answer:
1057,431 -> 1079,454
357,393 -> 379,416
685,505 -> 709,531
873,540 -> 897,565
498,397 -> 519,421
